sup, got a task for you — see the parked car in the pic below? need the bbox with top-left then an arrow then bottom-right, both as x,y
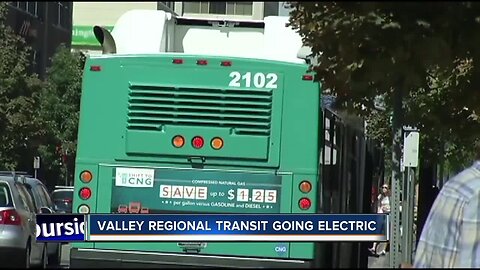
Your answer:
24,178 -> 62,266
0,172 -> 49,268
52,186 -> 74,213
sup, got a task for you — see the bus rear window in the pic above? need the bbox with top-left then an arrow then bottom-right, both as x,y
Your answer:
0,182 -> 12,207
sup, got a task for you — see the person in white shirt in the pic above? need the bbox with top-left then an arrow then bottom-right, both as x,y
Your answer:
369,184 -> 391,256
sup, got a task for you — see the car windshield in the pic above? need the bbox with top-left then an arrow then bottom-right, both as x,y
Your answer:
52,190 -> 73,200
0,182 -> 12,207
52,190 -> 73,212
52,190 -> 73,201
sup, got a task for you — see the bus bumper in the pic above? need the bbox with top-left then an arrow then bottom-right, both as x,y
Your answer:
70,248 -> 312,268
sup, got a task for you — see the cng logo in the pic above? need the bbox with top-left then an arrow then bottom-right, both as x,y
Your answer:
115,168 -> 155,188
275,244 -> 288,256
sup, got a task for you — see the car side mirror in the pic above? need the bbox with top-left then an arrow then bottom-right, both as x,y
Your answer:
39,207 -> 53,214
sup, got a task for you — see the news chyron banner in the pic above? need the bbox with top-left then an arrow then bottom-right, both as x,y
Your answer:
36,214 -> 85,242
36,214 -> 389,242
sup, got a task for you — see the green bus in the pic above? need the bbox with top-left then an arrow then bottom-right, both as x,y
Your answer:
70,51 -> 323,267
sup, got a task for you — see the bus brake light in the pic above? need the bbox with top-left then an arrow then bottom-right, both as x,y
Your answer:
221,61 -> 232,67
299,198 -> 311,210
79,187 -> 92,200
192,136 -> 204,149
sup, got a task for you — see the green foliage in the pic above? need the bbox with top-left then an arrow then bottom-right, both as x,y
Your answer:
288,2 -> 480,167
0,3 -> 45,170
0,3 -> 84,186
37,45 -> 85,183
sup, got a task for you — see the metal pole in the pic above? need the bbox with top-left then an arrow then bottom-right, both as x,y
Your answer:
406,167 -> 415,262
401,167 -> 409,263
401,166 -> 416,264
389,83 -> 404,268
34,169 -> 37,179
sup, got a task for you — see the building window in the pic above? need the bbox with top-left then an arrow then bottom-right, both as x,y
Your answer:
56,2 -> 70,29
9,2 -> 38,17
183,2 -> 253,16
27,2 -> 37,16
18,1 -> 27,10
36,2 -> 45,21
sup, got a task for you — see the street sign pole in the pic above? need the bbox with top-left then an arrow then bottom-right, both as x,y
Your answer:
401,127 -> 419,264
33,156 -> 40,179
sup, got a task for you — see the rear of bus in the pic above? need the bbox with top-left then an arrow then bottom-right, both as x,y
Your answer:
70,53 -> 321,268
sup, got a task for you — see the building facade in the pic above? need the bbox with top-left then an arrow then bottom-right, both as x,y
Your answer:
5,2 -> 73,78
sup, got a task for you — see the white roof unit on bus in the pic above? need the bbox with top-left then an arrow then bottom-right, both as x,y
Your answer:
95,10 -> 311,64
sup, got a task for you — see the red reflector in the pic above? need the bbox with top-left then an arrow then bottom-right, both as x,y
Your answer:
79,187 -> 92,200
302,75 -> 314,81
192,136 -> 205,149
90,65 -> 101,71
197,59 -> 208,65
221,61 -> 232,67
0,209 -> 21,225
299,198 -> 311,210
172,59 -> 183,64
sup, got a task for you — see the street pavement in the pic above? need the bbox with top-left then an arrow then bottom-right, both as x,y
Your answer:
58,244 -> 71,268
368,252 -> 390,268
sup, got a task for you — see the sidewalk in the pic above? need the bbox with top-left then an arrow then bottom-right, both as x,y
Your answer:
368,253 -> 389,268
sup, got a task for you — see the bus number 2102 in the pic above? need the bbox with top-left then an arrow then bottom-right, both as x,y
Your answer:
228,71 -> 278,89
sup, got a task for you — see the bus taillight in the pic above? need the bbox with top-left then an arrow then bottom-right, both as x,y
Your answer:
172,135 -> 185,148
192,136 -> 204,149
79,187 -> 92,200
299,198 -> 311,210
299,181 -> 312,193
197,59 -> 208,65
80,170 -> 93,183
172,59 -> 183,64
221,61 -> 232,67
78,204 -> 90,214
211,137 -> 224,150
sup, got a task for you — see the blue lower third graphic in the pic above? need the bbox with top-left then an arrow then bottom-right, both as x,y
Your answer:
87,214 -> 389,242
35,214 -> 389,242
36,214 -> 85,242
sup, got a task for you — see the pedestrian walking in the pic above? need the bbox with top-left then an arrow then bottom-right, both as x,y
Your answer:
369,183 -> 391,256
413,159 -> 480,268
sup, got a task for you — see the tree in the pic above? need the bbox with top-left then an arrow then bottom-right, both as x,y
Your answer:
37,45 -> 85,186
287,2 -> 480,168
0,3 -> 45,170
288,3 -> 480,265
